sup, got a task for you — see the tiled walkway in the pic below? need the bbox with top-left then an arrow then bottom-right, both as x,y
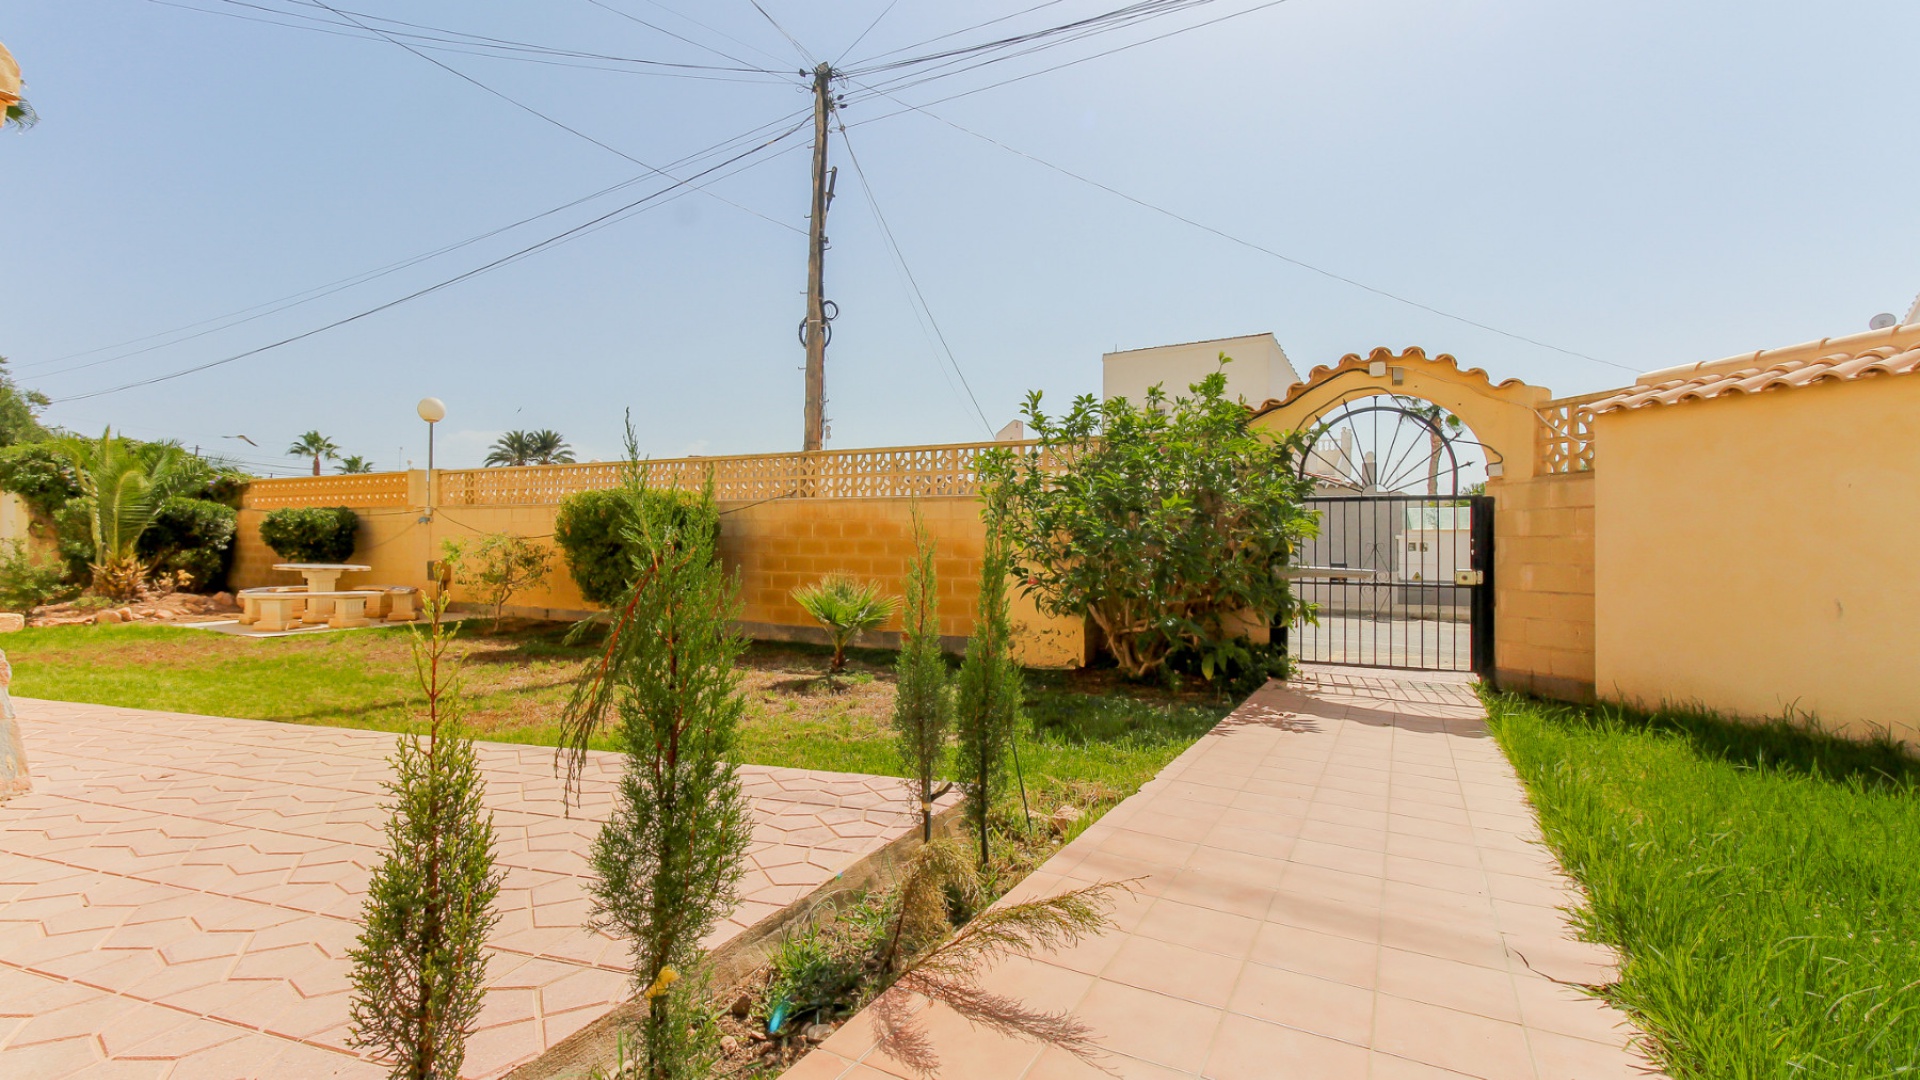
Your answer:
0,699 -> 944,1078
790,667 -> 1666,1080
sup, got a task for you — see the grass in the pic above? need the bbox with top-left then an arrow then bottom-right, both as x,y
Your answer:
1483,692 -> 1920,1080
5,620 -> 1230,821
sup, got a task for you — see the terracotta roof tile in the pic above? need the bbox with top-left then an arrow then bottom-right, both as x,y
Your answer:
1589,344 -> 1920,413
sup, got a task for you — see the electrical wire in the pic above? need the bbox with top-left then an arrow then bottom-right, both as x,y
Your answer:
577,0 -> 776,71
305,0 -> 802,235
52,120 -> 812,403
835,0 -> 902,66
143,0 -> 790,78
845,0 -> 1074,68
836,124 -> 995,436
855,88 -> 1635,373
747,0 -> 816,67
21,107 -> 813,379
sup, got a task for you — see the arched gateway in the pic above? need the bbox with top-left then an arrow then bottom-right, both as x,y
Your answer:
1243,347 -> 1577,678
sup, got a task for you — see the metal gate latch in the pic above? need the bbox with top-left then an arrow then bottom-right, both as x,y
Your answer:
1454,569 -> 1485,586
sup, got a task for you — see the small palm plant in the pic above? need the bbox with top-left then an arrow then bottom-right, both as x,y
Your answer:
338,454 -> 375,474
792,575 -> 897,678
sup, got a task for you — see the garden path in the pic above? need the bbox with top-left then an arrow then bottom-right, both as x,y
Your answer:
787,667 -> 1668,1080
0,698 -> 944,1078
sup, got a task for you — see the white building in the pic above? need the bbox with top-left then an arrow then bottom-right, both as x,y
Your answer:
1101,333 -> 1302,408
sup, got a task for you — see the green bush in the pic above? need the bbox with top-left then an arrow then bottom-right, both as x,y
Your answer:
552,487 -> 713,606
0,539 -> 73,611
52,498 -> 95,582
259,506 -> 359,563
137,497 -> 238,591
0,442 -> 81,518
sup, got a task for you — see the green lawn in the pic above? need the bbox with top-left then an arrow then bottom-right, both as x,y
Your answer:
1484,692 -> 1920,1080
6,620 -> 1227,830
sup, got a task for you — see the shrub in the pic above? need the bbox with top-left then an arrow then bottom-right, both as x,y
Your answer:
0,539 -> 72,611
0,443 -> 81,518
137,497 -> 238,592
552,487 -> 712,607
892,517 -> 952,843
558,472 -> 750,1080
980,360 -> 1318,685
792,575 -> 897,676
51,499 -> 95,583
954,515 -> 1024,864
260,505 -> 359,563
347,598 -> 502,1079
440,533 -> 552,627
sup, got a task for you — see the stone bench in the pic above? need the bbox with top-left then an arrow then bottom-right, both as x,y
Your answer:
252,591 -> 385,632
355,586 -> 422,622
237,586 -> 308,626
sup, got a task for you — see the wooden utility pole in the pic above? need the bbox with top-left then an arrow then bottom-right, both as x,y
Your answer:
802,61 -> 836,452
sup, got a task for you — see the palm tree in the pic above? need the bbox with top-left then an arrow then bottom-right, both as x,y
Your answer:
485,430 -> 575,467
338,455 -> 374,474
1401,399 -> 1464,496
525,430 -> 575,465
53,429 -> 201,598
792,575 -> 898,677
484,431 -> 535,467
288,431 -> 340,476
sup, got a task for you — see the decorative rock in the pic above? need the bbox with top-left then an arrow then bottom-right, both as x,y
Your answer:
719,1035 -> 740,1055
747,1030 -> 768,1043
802,1023 -> 834,1044
1049,805 -> 1084,835
92,611 -> 117,626
114,608 -> 135,622
211,591 -> 234,607
0,614 -> 22,633
728,992 -> 753,1018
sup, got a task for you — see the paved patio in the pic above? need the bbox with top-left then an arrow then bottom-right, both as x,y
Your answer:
0,699 -> 943,1078
789,667 -> 1666,1079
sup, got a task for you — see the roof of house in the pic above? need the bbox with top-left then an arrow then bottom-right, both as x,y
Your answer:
1592,324 -> 1920,414
1102,332 -> 1281,357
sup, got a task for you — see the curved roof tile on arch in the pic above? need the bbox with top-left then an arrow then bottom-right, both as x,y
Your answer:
1247,345 -> 1534,419
1590,342 -> 1920,413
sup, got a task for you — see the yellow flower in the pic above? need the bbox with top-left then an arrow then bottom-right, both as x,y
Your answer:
642,966 -> 680,1000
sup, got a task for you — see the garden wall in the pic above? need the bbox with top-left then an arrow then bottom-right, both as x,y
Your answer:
1593,367 -> 1920,748
231,446 -> 1088,668
1489,471 -> 1595,701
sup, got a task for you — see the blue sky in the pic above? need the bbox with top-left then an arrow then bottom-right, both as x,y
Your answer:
4,0 -> 1917,473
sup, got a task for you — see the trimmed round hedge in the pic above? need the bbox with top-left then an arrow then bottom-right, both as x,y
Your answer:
552,488 -> 715,606
259,505 -> 359,564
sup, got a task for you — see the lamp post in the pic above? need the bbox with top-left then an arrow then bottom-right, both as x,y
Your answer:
417,396 -> 446,472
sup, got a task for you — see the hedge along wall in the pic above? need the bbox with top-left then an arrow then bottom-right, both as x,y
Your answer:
231,445 -> 1088,668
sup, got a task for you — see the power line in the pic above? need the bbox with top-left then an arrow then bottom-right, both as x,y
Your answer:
865,92 -> 1635,373
303,0 -> 801,235
835,0 -> 902,65
577,0 -> 775,71
626,0 -> 796,70
747,0 -> 816,67
836,124 -> 995,436
846,0 -> 1074,68
146,0 -> 788,77
52,121 -> 812,403
22,107 -> 812,379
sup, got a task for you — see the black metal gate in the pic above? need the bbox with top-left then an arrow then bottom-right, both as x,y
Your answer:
1280,494 -> 1494,675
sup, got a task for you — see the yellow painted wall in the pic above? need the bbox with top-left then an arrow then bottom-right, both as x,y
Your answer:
1594,376 -> 1920,747
232,474 -> 1086,668
1490,472 -> 1594,700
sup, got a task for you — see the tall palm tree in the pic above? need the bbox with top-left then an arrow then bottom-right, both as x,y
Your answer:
484,430 -> 575,467
53,429 -> 200,597
484,431 -> 535,467
1401,398 -> 1464,495
525,430 -> 575,465
288,430 -> 340,476
338,454 -> 375,474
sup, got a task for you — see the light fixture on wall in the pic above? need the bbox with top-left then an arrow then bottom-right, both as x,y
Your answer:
1869,313 -> 1898,331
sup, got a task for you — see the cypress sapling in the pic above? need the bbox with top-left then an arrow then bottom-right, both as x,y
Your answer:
347,595 -> 503,1080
